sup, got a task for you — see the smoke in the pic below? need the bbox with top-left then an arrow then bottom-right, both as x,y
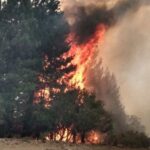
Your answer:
101,5 -> 150,135
60,0 -> 150,135
61,0 -> 149,43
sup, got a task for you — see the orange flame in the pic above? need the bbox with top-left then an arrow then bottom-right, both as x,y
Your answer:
86,131 -> 106,144
63,24 -> 106,89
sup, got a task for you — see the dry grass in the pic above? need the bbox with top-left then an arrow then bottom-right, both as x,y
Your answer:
0,139 -> 148,150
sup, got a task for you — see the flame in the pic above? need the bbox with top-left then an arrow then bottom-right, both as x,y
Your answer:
45,128 -> 104,144
86,131 -> 105,144
58,24 -> 106,143
45,128 -> 74,142
55,128 -> 73,142
36,23 -> 107,144
35,24 -> 106,101
63,24 -> 106,89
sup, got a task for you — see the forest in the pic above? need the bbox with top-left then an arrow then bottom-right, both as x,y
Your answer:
0,0 -> 149,148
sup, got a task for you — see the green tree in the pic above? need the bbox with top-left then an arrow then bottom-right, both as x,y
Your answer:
44,88 -> 112,143
73,90 -> 112,143
0,0 -> 69,137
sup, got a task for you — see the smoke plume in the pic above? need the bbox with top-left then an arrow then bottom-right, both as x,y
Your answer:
60,0 -> 150,135
61,0 -> 149,43
101,5 -> 150,135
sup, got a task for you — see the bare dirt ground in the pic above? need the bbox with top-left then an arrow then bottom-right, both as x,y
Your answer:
0,139 -> 149,150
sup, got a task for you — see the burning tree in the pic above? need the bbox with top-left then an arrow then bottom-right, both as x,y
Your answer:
0,0 -> 149,147
31,48 -> 111,143
0,0 -> 123,142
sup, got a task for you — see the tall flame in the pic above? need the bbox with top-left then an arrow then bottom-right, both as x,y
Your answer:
63,24 -> 106,89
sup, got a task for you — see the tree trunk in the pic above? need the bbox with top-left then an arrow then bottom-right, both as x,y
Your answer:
50,132 -> 54,140
81,132 -> 85,143
73,132 -> 77,144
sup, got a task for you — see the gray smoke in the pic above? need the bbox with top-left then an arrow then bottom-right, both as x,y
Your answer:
61,0 -> 149,43
101,5 -> 150,135
60,0 -> 150,135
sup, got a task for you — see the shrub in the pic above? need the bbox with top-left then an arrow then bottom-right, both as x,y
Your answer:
108,131 -> 150,148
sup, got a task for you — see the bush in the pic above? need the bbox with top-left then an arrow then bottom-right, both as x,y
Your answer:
108,131 -> 150,148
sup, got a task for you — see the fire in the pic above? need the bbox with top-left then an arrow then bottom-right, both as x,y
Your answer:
35,23 -> 107,144
63,24 -> 106,89
45,129 -> 103,144
86,131 -> 104,144
51,24 -> 107,144
55,128 -> 73,142
35,24 -> 106,101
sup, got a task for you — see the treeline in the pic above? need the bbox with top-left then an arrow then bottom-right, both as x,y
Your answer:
0,0 -> 68,137
0,0 -> 149,147
0,0 -> 111,140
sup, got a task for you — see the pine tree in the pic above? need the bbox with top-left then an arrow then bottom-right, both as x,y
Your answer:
0,0 -> 69,137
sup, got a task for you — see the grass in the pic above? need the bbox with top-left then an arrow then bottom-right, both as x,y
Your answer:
0,138 -> 148,150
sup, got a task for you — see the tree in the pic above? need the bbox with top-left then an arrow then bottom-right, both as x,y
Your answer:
0,0 -> 69,137
88,63 -> 128,133
108,131 -> 150,148
72,90 -> 112,143
42,87 -> 112,143
127,115 -> 145,133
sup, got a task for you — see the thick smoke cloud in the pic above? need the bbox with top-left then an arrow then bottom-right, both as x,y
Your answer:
64,6 -> 113,44
60,0 -> 150,135
61,0 -> 149,43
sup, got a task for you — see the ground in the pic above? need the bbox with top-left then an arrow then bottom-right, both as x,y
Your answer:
0,139 -> 148,150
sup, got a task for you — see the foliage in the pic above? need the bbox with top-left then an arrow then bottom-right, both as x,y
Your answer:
127,115 -> 145,133
0,0 -> 68,137
72,90 -> 112,143
108,131 -> 150,148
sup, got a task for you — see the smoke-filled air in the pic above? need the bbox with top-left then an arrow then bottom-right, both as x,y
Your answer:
60,0 -> 150,135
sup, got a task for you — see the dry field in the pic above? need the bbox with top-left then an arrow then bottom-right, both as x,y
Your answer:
0,139 -> 149,150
